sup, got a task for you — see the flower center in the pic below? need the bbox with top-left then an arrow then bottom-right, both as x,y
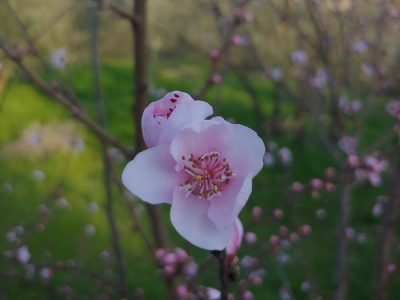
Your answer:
179,151 -> 236,200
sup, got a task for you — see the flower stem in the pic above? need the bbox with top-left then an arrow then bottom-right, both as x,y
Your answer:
211,249 -> 229,300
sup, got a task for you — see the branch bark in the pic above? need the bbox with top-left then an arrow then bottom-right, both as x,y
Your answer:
211,250 -> 229,300
375,153 -> 400,300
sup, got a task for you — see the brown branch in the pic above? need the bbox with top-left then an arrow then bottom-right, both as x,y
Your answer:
375,153 -> 400,300
333,176 -> 354,300
195,0 -> 252,99
89,8 -> 128,298
211,250 -> 229,300
0,38 -> 133,159
94,0 -> 141,24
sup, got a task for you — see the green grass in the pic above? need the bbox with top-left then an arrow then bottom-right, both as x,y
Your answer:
0,60 -> 399,299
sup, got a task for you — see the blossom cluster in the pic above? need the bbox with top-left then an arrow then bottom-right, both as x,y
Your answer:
122,91 -> 265,251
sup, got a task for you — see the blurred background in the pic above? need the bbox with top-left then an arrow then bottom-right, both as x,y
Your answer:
1,0 -> 400,299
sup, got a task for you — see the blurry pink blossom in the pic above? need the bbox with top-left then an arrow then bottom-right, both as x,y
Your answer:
263,152 -> 275,167
345,227 -> 356,239
310,179 -> 324,189
99,250 -> 110,260
122,117 -> 265,250
347,155 -> 360,168
25,264 -> 35,279
16,246 -> 30,264
291,50 -> 308,65
292,182 -> 303,192
274,209 -> 284,219
325,167 -> 336,180
300,225 -> 312,235
226,218 -> 244,261
338,136 -> 357,155
228,294 -> 235,300
162,253 -> 178,265
32,170 -> 45,181
269,68 -> 283,81
388,264 -> 397,273
289,233 -> 299,242
211,74 -> 222,84
252,206 -> 262,220
57,198 -> 69,209
325,182 -> 335,192
209,49 -> 219,59
244,232 -> 257,244
352,41 -> 369,53
231,35 -> 244,45
50,48 -> 67,70
301,281 -> 311,292
141,91 -> 212,148
175,248 -> 188,261
362,63 -> 374,77
241,256 -> 258,268
206,287 -> 221,300
279,286 -> 292,299
40,268 -> 53,280
268,141 -> 278,151
155,248 -> 166,260
310,67 -> 328,89
278,147 -> 292,166
164,264 -> 176,276
270,235 -> 280,247
84,225 -> 96,236
316,209 -> 327,219
279,226 -> 289,236
386,101 -> 400,120
87,202 -> 99,214
177,284 -> 189,298
243,290 -> 254,300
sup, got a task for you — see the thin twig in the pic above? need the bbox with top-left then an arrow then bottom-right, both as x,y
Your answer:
89,7 -> 127,298
0,38 -> 133,159
211,250 -> 229,300
94,0 -> 141,24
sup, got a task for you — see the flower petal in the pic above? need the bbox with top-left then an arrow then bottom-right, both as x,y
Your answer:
207,172 -> 253,229
158,101 -> 213,146
212,116 -> 265,175
170,188 -> 234,250
142,103 -> 159,148
226,217 -> 243,258
122,145 -> 186,204
170,120 -> 230,172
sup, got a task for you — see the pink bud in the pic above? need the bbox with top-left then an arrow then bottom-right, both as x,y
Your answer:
279,226 -> 289,236
252,206 -> 262,220
162,253 -> 177,265
273,209 -> 284,219
209,49 -> 219,59
177,284 -> 190,298
163,264 -> 176,276
228,294 -> 235,300
226,218 -> 244,260
388,264 -> 397,273
310,179 -> 324,189
243,12 -> 253,22
325,182 -> 336,192
289,233 -> 299,242
270,235 -> 280,247
325,167 -> 337,180
345,227 -> 356,239
155,248 -> 166,260
231,35 -> 243,46
243,290 -> 253,300
300,225 -> 312,235
347,155 -> 360,168
292,182 -> 303,192
244,232 -> 257,244
249,272 -> 263,285
211,74 -> 222,84
175,248 -> 188,261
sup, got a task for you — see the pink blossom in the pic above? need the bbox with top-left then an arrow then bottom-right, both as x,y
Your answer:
211,74 -> 222,84
175,248 -> 188,260
289,233 -> 299,242
57,198 -> 69,209
362,63 -> 374,77
310,67 -> 328,89
206,287 -> 221,300
291,50 -> 308,65
388,264 -> 397,273
347,155 -> 360,168
316,209 -> 327,219
345,227 -> 356,239
243,290 -> 254,300
177,284 -> 190,298
338,136 -> 357,155
269,68 -> 283,81
352,41 -> 369,53
209,49 -> 219,59
373,203 -> 383,217
40,268 -> 53,280
252,206 -> 262,220
301,281 -> 311,292
270,235 -> 280,247
263,152 -> 275,167
141,91 -> 212,148
50,48 -> 67,70
122,117 -> 265,250
164,264 -> 176,276
291,182 -> 303,192
274,209 -> 284,219
162,253 -> 177,265
325,167 -> 336,180
226,218 -> 244,260
310,179 -> 324,189
228,294 -> 235,300
325,182 -> 335,192
16,246 -> 30,264
244,232 -> 257,244
84,225 -> 96,236
231,35 -> 244,46
155,248 -> 166,260
278,147 -> 292,166
300,225 -> 312,235
386,101 -> 400,120
279,226 -> 289,236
